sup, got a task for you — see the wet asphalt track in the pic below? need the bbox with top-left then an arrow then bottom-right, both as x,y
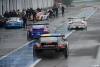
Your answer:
34,9 -> 100,67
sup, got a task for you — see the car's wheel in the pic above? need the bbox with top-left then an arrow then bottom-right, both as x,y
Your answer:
41,17 -> 43,21
46,16 -> 48,20
64,47 -> 68,58
27,32 -> 32,41
85,26 -> 87,31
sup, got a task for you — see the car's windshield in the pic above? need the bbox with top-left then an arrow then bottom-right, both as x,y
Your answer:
40,37 -> 57,42
32,25 -> 45,28
9,18 -> 19,21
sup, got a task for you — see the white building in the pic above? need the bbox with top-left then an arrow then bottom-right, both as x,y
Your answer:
0,0 -> 54,15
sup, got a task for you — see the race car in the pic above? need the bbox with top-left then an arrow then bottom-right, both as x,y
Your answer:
27,23 -> 50,40
36,12 -> 49,21
33,34 -> 69,58
67,17 -> 87,30
6,17 -> 23,28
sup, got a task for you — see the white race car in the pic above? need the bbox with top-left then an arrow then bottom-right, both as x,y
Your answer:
67,17 -> 87,30
36,12 -> 49,21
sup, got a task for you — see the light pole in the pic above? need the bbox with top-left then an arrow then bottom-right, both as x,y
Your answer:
2,0 -> 3,15
42,0 -> 44,8
47,0 -> 48,8
37,0 -> 39,8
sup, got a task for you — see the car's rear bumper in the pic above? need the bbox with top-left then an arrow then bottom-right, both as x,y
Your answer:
69,25 -> 86,28
6,24 -> 23,28
34,48 -> 65,54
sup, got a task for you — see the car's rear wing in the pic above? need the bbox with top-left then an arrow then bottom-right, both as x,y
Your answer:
27,23 -> 49,26
40,34 -> 65,37
68,17 -> 86,19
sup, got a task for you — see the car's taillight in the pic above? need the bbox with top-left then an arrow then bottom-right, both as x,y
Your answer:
36,28 -> 40,30
58,44 -> 64,48
29,29 -> 33,32
81,22 -> 84,24
44,29 -> 48,32
35,45 -> 41,48
29,30 -> 33,32
69,22 -> 73,24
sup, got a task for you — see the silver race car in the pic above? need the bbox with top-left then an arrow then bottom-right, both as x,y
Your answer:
67,17 -> 87,30
33,34 -> 69,58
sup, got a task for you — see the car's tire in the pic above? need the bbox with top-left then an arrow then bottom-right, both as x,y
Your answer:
27,32 -> 32,41
34,49 -> 43,53
41,17 -> 43,21
46,16 -> 48,20
64,47 -> 68,58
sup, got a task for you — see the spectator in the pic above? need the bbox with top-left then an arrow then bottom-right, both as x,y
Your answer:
22,10 -> 27,29
26,8 -> 30,18
12,10 -> 18,17
61,5 -> 65,17
9,10 -> 13,17
48,9 -> 55,18
3,11 -> 9,18
37,7 -> 41,12
16,9 -> 21,17
32,10 -> 36,22
55,7 -> 58,17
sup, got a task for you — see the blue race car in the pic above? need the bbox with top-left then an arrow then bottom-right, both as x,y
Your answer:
27,23 -> 50,40
6,17 -> 23,28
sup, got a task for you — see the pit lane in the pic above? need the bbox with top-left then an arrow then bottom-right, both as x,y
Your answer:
33,9 -> 100,67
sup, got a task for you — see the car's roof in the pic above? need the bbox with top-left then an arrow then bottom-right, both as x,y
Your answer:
41,34 -> 64,37
69,17 -> 85,19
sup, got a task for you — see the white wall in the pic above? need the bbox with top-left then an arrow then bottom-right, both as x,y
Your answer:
33,0 -> 38,9
0,0 -> 54,15
38,0 -> 43,8
2,0 -> 6,14
43,0 -> 48,8
6,0 -> 9,11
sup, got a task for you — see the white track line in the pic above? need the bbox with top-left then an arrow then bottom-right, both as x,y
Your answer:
0,40 -> 34,60
29,59 -> 42,67
85,9 -> 97,20
65,30 -> 75,38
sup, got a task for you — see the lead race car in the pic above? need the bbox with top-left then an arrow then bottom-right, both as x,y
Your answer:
36,12 -> 49,21
6,17 -> 23,28
33,34 -> 69,58
67,17 -> 87,30
29,11 -> 49,21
